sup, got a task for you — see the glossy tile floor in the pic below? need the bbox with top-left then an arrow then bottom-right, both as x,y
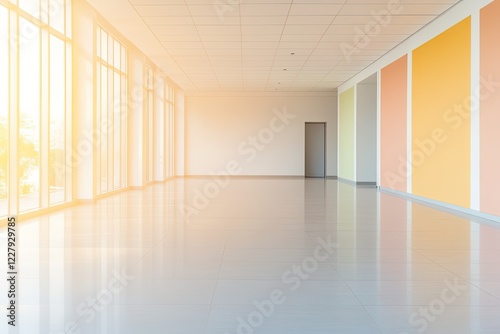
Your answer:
1,178 -> 500,334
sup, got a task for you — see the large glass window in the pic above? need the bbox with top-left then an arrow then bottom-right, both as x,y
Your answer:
49,35 -> 66,205
18,0 -> 40,19
145,66 -> 154,183
96,27 -> 128,194
1,0 -> 72,218
0,0 -> 178,219
165,84 -> 175,178
19,18 -> 41,212
149,77 -> 175,181
154,76 -> 165,181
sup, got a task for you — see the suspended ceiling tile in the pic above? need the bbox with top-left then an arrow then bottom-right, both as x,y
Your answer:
160,41 -> 204,49
242,41 -> 280,49
167,48 -> 207,56
242,34 -> 282,42
381,24 -> 424,35
205,48 -> 242,55
202,41 -> 241,49
197,25 -> 241,35
240,4 -> 291,16
389,15 -> 437,25
276,48 -> 314,56
151,25 -> 199,35
192,16 -> 241,25
280,34 -> 323,42
188,4 -> 240,17
278,42 -> 318,49
134,5 -> 191,16
339,4 -> 394,16
282,24 -> 330,35
332,15 -> 382,25
200,34 -> 242,42
157,35 -> 201,42
288,4 -> 342,16
241,25 -> 284,35
207,54 -> 242,59
240,16 -> 287,25
398,3 -> 460,15
242,48 -> 278,56
286,15 -> 336,25
142,16 -> 193,25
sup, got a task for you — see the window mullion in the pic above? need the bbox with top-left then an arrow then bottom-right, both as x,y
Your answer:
8,9 -> 19,216
40,27 -> 49,209
64,40 -> 71,202
107,36 -> 113,192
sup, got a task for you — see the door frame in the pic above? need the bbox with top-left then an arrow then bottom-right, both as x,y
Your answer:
305,122 -> 327,178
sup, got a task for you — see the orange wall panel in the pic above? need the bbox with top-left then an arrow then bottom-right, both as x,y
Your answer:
380,55 -> 408,192
412,18 -> 471,208
480,0 -> 500,216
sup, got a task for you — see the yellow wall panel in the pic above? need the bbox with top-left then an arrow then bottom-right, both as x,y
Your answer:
412,18 -> 471,208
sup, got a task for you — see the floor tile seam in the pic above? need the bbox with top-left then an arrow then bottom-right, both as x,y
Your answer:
343,274 -> 386,334
203,242 -> 227,334
403,248 -> 500,302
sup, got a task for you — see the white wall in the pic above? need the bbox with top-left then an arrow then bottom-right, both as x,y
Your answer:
185,93 -> 337,177
356,83 -> 378,182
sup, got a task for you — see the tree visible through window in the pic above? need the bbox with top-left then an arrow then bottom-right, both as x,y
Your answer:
0,0 -> 71,217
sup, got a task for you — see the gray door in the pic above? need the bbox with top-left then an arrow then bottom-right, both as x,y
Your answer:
305,123 -> 325,178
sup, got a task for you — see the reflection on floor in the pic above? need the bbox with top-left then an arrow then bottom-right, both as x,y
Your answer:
1,178 -> 500,334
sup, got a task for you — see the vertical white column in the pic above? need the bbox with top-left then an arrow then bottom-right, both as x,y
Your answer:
127,49 -> 144,187
337,90 -> 340,178
353,85 -> 357,183
41,28 -> 49,208
65,41 -> 73,202
406,52 -> 413,194
377,71 -> 381,186
72,0 -> 96,201
154,74 -> 165,182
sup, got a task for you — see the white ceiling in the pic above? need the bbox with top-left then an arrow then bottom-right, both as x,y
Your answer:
92,0 -> 462,92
